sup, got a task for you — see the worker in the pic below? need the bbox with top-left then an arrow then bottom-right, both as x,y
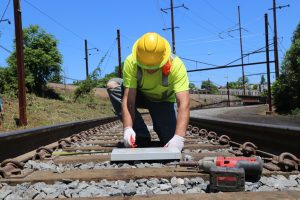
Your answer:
107,32 -> 190,151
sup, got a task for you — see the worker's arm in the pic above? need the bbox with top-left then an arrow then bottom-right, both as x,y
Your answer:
174,90 -> 190,137
122,88 -> 137,147
165,90 -> 190,151
122,88 -> 137,127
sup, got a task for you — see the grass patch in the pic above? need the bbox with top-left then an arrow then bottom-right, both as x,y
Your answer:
0,89 -> 114,133
291,108 -> 300,117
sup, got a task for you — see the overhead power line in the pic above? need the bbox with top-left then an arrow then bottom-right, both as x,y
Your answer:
100,39 -> 117,76
23,0 -> 83,40
188,9 -> 224,33
224,42 -> 274,66
23,0 -> 99,49
245,72 -> 275,77
179,10 -> 216,35
0,44 -> 12,53
187,61 -> 275,73
0,0 -> 11,22
202,0 -> 235,24
155,0 -> 167,30
177,33 -> 262,45
186,43 -> 275,73
268,23 -> 286,55
180,57 -> 218,67
161,0 -> 188,54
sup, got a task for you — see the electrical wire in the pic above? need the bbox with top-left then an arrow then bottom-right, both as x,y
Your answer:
180,57 -> 218,67
188,9 -> 224,33
245,72 -> 275,77
155,0 -> 168,30
180,12 -> 217,35
224,42 -> 274,66
268,23 -> 286,56
0,44 -> 12,53
100,40 -> 117,76
202,0 -> 235,24
178,33 -> 263,45
278,37 -> 287,54
23,0 -> 99,50
0,0 -> 11,22
176,34 -> 218,43
121,33 -> 135,42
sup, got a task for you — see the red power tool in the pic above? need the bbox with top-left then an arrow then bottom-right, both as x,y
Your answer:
180,156 -> 263,192
180,156 -> 263,181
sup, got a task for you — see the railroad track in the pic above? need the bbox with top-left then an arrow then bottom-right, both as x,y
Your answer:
0,114 -> 299,199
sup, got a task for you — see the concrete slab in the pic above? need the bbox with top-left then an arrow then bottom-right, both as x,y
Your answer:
110,147 -> 181,161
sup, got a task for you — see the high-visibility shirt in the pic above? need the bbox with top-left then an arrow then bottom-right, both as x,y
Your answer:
123,54 -> 189,102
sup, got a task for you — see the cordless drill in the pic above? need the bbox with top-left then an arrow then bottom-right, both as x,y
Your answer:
200,156 -> 263,180
180,156 -> 263,192
181,156 -> 263,180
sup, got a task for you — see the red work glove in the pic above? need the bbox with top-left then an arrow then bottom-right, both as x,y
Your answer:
123,127 -> 137,148
165,135 -> 185,151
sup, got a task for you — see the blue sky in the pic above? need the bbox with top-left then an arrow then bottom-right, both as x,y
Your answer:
0,0 -> 299,87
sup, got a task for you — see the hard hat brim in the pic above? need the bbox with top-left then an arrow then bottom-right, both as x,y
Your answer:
132,37 -> 171,70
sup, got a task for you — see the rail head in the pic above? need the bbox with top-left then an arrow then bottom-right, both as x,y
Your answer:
189,116 -> 300,157
190,116 -> 300,132
0,116 -> 119,162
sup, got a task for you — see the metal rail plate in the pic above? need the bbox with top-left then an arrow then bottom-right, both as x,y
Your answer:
111,147 -> 181,161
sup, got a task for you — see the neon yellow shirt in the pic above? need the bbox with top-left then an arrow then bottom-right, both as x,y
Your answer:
123,54 -> 189,102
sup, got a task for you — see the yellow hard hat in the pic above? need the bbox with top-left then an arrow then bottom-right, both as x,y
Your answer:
132,32 -> 171,69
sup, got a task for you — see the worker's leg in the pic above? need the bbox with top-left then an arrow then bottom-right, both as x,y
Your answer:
106,78 -> 150,147
106,78 -> 123,117
147,101 -> 177,145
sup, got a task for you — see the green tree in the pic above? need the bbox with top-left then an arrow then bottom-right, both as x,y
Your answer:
0,66 -> 18,94
6,25 -> 63,95
273,22 -> 300,113
227,77 -> 249,89
260,75 -> 266,85
74,68 -> 101,102
237,76 -> 249,87
97,65 -> 119,88
201,79 -> 219,94
228,81 -> 238,89
189,83 -> 197,90
0,67 -> 6,93
252,84 -> 258,90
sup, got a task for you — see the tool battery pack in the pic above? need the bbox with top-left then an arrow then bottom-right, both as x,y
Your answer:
209,166 -> 245,192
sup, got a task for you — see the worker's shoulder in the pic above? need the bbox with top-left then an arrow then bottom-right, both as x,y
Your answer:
124,54 -> 137,69
171,56 -> 187,73
123,54 -> 138,75
124,54 -> 136,64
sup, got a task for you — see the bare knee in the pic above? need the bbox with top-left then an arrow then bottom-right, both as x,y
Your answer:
106,80 -> 120,89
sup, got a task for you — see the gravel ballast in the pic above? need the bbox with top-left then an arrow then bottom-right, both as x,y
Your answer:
1,174 -> 300,199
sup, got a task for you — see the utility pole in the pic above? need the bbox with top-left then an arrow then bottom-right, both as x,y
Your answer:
13,0 -> 27,126
117,29 -> 122,78
270,0 -> 289,79
238,6 -> 246,96
84,39 -> 89,80
272,0 -> 279,79
227,82 -> 230,107
170,0 -> 175,54
161,1 -> 188,54
265,13 -> 272,113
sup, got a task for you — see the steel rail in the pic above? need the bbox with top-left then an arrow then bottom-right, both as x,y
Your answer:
0,116 -> 119,162
189,116 -> 300,157
46,191 -> 300,200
